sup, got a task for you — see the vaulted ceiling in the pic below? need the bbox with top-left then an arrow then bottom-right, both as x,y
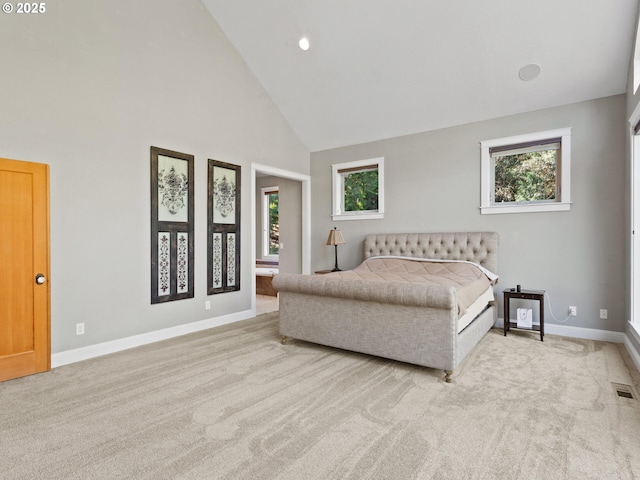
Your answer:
202,0 -> 639,152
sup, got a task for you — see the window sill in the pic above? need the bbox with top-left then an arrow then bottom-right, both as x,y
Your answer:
480,202 -> 571,215
332,212 -> 384,221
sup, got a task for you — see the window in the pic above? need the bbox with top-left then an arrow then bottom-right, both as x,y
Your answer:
629,104 -> 640,336
634,21 -> 640,94
261,187 -> 279,258
332,157 -> 384,221
480,128 -> 571,214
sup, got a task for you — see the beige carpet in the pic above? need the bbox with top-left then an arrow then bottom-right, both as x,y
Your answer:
1,312 -> 639,480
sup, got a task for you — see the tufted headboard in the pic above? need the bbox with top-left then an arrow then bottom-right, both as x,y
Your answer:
363,232 -> 499,274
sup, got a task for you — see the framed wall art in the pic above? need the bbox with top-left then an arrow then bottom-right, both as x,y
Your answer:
208,159 -> 241,294
150,146 -> 194,304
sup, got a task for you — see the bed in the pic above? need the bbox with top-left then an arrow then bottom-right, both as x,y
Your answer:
272,232 -> 499,382
256,267 -> 278,297
256,265 -> 279,297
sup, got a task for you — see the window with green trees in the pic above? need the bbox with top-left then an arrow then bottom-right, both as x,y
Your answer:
267,191 -> 279,255
332,157 -> 384,220
262,187 -> 279,257
343,169 -> 379,211
493,144 -> 559,203
480,128 -> 571,214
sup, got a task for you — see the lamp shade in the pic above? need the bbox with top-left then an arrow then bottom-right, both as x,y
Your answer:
326,227 -> 345,246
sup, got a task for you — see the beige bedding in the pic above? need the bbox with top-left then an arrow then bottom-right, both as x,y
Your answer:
457,286 -> 494,333
321,256 -> 497,316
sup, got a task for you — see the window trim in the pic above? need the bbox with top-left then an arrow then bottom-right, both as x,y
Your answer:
634,19 -> 640,95
332,157 -> 384,221
261,186 -> 279,260
480,128 -> 572,214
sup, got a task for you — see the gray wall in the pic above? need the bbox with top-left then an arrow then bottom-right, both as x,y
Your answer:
311,95 -> 626,332
0,0 -> 309,353
255,175 -> 303,273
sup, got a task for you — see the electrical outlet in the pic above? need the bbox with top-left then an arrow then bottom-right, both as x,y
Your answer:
76,323 -> 85,335
569,306 -> 577,317
205,301 -> 211,310
600,309 -> 608,319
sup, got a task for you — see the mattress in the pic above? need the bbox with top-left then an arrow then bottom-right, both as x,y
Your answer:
256,267 -> 278,277
457,286 -> 494,333
325,256 -> 497,317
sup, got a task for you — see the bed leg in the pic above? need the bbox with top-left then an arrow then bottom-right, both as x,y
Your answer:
444,370 -> 453,383
281,335 -> 288,345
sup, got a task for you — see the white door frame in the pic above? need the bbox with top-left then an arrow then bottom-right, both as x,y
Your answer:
628,102 -> 640,338
251,163 -> 311,314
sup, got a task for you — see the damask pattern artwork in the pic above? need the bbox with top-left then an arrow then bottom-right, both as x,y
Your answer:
227,232 -> 236,287
150,147 -> 194,304
158,232 -> 170,297
177,232 -> 189,294
158,157 -> 189,222
212,233 -> 223,289
213,167 -> 236,224
208,159 -> 241,294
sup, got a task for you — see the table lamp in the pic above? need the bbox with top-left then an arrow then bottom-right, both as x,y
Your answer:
326,227 -> 346,272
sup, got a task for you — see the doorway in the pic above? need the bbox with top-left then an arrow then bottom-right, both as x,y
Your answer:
251,164 -> 310,315
0,158 -> 50,382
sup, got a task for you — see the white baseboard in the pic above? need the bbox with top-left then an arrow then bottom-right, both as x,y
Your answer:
52,308 -> 256,368
495,318 -> 626,343
496,318 -> 638,372
543,323 -> 627,343
625,323 -> 640,373
51,312 -> 639,373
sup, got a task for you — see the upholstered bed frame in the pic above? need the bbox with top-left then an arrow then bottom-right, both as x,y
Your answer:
273,232 -> 499,382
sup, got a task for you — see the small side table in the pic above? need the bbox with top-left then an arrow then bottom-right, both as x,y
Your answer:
314,270 -> 333,275
503,288 -> 545,341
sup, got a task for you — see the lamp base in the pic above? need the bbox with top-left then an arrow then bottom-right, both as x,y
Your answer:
332,244 -> 341,272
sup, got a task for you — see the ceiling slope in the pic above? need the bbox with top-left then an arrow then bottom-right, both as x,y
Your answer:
202,0 -> 639,152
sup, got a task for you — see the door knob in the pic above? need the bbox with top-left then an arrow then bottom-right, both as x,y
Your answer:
35,274 -> 46,285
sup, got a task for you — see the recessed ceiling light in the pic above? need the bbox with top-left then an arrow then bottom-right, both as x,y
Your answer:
298,37 -> 310,51
519,63 -> 541,81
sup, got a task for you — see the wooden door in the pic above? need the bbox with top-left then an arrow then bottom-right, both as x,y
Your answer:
0,158 -> 50,382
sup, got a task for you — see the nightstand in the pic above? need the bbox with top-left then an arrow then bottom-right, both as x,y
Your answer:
503,288 -> 545,341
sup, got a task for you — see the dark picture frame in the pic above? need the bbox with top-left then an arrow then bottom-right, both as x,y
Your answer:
150,146 -> 195,304
208,159 -> 241,294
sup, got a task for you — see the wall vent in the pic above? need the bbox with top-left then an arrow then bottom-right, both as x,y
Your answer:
612,382 -> 636,400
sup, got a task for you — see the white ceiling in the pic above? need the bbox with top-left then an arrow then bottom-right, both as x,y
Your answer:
202,0 -> 639,152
